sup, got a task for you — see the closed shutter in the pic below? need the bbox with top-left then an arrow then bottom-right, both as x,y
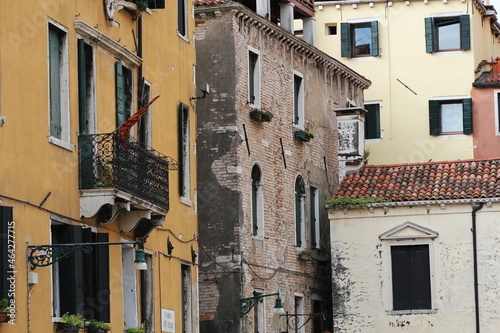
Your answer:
462,98 -> 473,134
310,188 -> 317,248
425,17 -> 435,53
460,15 -> 471,50
0,206 -> 13,300
341,22 -> 351,58
179,103 -> 186,196
49,27 -> 62,138
410,245 -> 432,309
94,233 -> 110,322
429,100 -> 440,136
391,246 -> 412,310
371,21 -> 379,57
365,104 -> 380,139
115,62 -> 126,126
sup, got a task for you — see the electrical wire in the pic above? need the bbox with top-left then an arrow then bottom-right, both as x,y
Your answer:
155,227 -> 198,243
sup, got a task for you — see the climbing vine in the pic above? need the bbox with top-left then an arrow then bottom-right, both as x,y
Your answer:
325,196 -> 390,210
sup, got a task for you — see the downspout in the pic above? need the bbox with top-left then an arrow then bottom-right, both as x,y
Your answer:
472,202 -> 484,333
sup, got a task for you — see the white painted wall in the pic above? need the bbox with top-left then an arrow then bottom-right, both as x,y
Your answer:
329,202 -> 500,332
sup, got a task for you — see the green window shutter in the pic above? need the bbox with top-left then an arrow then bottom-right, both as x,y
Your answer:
93,233 -> 110,322
462,98 -> 473,134
365,104 -> 381,139
460,15 -> 471,50
78,39 -> 88,134
0,206 -> 13,300
429,100 -> 440,136
425,17 -> 435,53
49,27 -> 62,138
371,21 -> 379,57
310,188 -> 317,248
115,62 -> 126,126
179,103 -> 186,196
341,22 -> 351,58
295,178 -> 303,248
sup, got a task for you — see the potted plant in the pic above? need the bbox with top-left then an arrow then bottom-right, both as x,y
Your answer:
249,107 -> 273,122
126,328 -> 144,333
56,313 -> 84,333
294,129 -> 314,142
87,319 -> 112,333
0,298 -> 9,322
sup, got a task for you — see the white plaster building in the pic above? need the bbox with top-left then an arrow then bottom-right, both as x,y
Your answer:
328,159 -> 500,332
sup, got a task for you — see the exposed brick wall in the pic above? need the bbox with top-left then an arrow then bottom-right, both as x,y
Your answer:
196,4 -> 368,332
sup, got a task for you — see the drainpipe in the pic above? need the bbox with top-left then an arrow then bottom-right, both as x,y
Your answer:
472,202 -> 484,333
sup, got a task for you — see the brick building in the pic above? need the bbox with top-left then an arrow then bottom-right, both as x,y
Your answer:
194,2 -> 370,332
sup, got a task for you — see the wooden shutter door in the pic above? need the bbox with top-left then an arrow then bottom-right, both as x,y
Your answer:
371,21 -> 379,56
429,100 -> 441,136
391,246 -> 412,310
115,62 -> 126,126
341,22 -> 351,57
410,245 -> 431,309
460,15 -> 471,50
425,17 -> 435,53
462,98 -> 473,134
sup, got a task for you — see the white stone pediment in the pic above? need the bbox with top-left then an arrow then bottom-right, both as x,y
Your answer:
379,222 -> 438,240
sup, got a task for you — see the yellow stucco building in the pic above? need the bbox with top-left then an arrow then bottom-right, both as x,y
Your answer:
314,0 -> 500,164
0,0 -> 198,332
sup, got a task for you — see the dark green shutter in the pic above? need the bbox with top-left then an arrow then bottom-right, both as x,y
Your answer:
251,168 -> 259,236
460,15 -> 471,51
0,206 -> 13,300
49,27 -> 62,138
78,39 -> 88,134
178,0 -> 186,36
295,179 -> 303,248
429,100 -> 440,136
371,21 -> 379,57
425,17 -> 435,53
115,62 -> 126,126
463,98 -> 473,134
179,103 -> 185,196
365,104 -> 380,139
310,188 -> 317,248
94,233 -> 110,322
341,22 -> 351,58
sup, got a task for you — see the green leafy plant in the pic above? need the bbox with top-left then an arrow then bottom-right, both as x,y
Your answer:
0,298 -> 8,312
134,0 -> 148,10
325,196 -> 389,210
364,148 -> 371,161
127,328 -> 144,333
59,313 -> 84,328
294,129 -> 314,142
249,107 -> 273,122
87,319 -> 112,330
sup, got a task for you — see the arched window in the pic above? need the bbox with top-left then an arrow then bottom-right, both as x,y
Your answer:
295,176 -> 305,248
251,164 -> 263,236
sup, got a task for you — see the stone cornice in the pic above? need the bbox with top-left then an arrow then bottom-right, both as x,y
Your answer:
195,3 -> 372,89
74,20 -> 142,66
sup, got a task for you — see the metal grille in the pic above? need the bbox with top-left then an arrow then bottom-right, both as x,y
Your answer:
79,133 -> 178,210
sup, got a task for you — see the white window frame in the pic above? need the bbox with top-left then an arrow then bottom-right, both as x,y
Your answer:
248,46 -> 261,108
494,90 -> 500,136
432,95 -> 468,138
380,222 -> 438,315
48,19 -> 72,151
251,163 -> 264,238
180,103 -> 191,205
364,100 -> 383,142
293,71 -> 305,129
253,289 -> 266,333
294,294 -> 305,333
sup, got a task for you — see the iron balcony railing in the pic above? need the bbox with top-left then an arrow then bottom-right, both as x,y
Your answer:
79,133 -> 178,211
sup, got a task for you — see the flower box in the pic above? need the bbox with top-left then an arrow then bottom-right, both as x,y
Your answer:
249,108 -> 273,122
0,311 -> 8,322
294,130 -> 314,142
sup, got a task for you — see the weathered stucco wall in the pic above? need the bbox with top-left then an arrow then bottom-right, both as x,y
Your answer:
329,202 -> 500,332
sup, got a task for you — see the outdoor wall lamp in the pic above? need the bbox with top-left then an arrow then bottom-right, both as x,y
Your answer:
240,291 -> 285,317
27,240 -> 146,270
190,82 -> 210,100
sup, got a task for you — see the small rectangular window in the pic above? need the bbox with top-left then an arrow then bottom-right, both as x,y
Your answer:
391,245 -> 431,311
425,15 -> 470,53
429,98 -> 472,135
248,50 -> 260,107
179,103 -> 190,199
326,24 -> 337,35
178,0 -> 187,37
293,73 -> 304,128
341,21 -> 379,58
365,103 -> 381,139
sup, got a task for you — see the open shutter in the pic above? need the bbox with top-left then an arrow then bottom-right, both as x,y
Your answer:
410,245 -> 431,309
341,22 -> 351,58
115,62 -> 126,126
310,189 -> 317,248
0,206 -> 13,300
94,233 -> 110,322
365,104 -> 380,139
462,98 -> 473,134
49,28 -> 62,138
391,246 -> 412,310
78,39 -> 88,134
429,100 -> 440,136
179,103 -> 185,196
460,15 -> 471,51
371,21 -> 379,57
295,179 -> 303,248
425,17 -> 435,53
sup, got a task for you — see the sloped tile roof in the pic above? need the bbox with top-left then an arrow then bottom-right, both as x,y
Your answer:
334,159 -> 500,201
195,0 -> 230,5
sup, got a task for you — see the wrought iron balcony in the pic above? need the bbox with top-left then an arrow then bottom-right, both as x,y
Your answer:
79,132 -> 177,211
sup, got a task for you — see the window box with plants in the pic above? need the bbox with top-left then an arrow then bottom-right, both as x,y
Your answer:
86,320 -> 111,333
0,298 -> 9,322
249,107 -> 273,122
126,328 -> 144,333
55,313 -> 84,333
298,249 -> 315,260
294,129 -> 314,142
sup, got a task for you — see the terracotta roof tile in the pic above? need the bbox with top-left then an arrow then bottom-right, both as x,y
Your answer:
334,159 -> 500,201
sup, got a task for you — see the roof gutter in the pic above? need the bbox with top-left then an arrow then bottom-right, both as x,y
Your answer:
472,202 -> 484,333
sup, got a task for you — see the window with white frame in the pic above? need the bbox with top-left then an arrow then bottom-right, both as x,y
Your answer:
181,264 -> 193,333
251,164 -> 263,237
429,98 -> 472,136
293,72 -> 304,128
179,103 -> 191,202
48,20 -> 70,147
341,20 -> 379,58
379,222 -> 438,314
364,103 -> 381,140
248,48 -> 261,107
295,176 -> 305,248
425,15 -> 470,53
310,186 -> 320,249
178,0 -> 187,38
